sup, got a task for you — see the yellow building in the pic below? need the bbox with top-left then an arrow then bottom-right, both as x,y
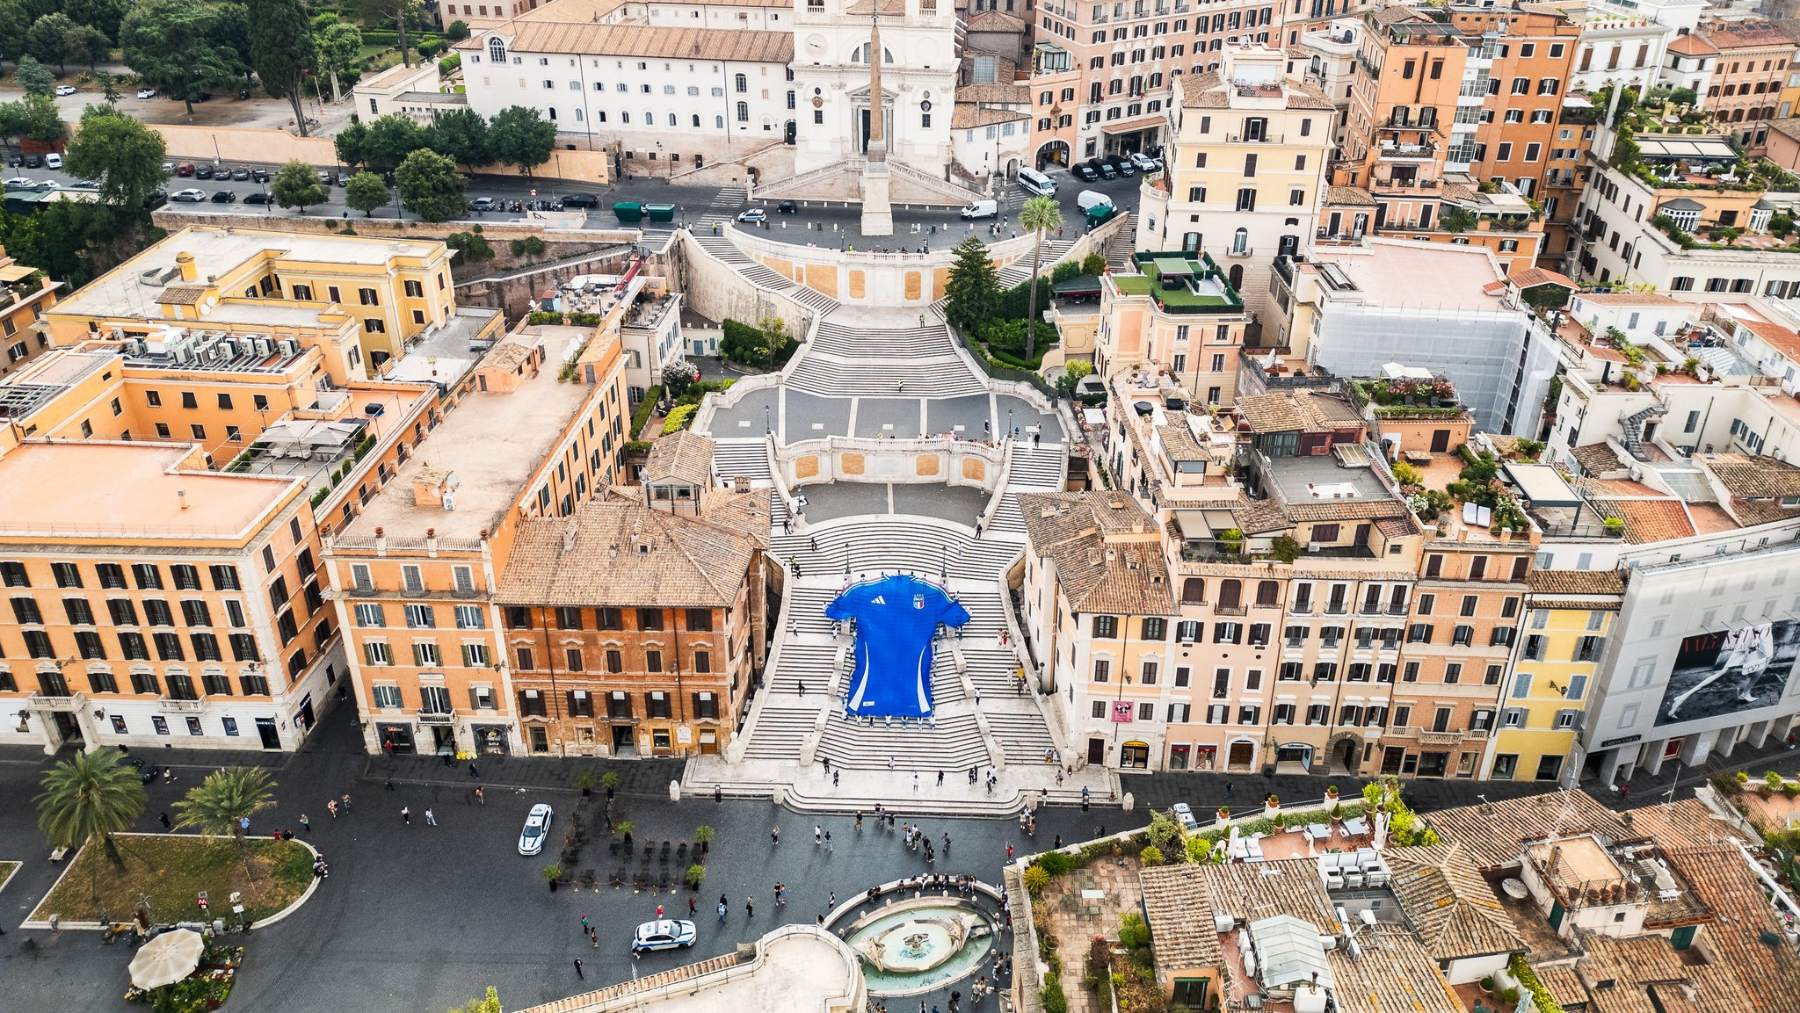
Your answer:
1133,47 -> 1334,319
45,225 -> 465,372
1096,251 -> 1251,409
0,245 -> 63,383
1482,569 -> 1623,784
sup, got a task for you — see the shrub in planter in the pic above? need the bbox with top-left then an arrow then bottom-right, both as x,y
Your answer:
1023,865 -> 1051,896
1479,976 -> 1496,993
1737,770 -> 1751,785
543,863 -> 562,890
1766,771 -> 1785,791
1139,845 -> 1164,866
575,770 -> 597,796
685,863 -> 707,890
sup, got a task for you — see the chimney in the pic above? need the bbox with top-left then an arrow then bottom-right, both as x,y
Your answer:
375,526 -> 388,556
563,523 -> 578,552
175,252 -> 197,282
426,527 -> 439,558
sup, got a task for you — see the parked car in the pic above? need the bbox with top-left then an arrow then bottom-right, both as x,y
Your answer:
559,192 -> 599,209
1171,802 -> 1200,834
735,208 -> 766,224
145,190 -> 167,210
230,167 -> 250,181
116,756 -> 159,784
250,168 -> 271,183
631,919 -> 698,953
468,196 -> 495,212
776,200 -> 798,213
1129,152 -> 1158,173
959,199 -> 998,220
1103,154 -> 1137,177
1094,161 -> 1118,180
54,85 -> 76,97
22,154 -> 41,169
244,192 -> 272,204
3,177 -> 36,190
135,87 -> 157,99
44,153 -> 61,169
1070,162 -> 1100,182
517,803 -> 554,855
210,189 -> 237,203
195,165 -> 215,180
171,187 -> 207,202
175,162 -> 195,177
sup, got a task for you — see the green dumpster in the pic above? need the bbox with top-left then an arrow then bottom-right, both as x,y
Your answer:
1085,203 -> 1116,227
612,201 -> 644,223
646,202 -> 676,223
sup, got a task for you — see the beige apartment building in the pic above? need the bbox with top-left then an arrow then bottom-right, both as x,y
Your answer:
1095,250 -> 1252,407
1027,0 -> 1284,168
327,319 -> 636,757
0,246 -> 62,384
1135,47 -> 1333,316
1700,20 -> 1798,151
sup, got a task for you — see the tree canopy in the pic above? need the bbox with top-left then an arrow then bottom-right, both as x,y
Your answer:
395,147 -> 464,222
35,747 -> 145,876
65,107 -> 168,210
13,54 -> 52,95
271,160 -> 328,212
943,235 -> 999,335
486,105 -> 555,176
429,107 -> 491,167
344,170 -> 389,216
249,0 -> 316,135
121,0 -> 248,114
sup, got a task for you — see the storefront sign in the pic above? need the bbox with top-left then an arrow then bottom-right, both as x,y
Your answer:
1110,700 -> 1133,723
1599,734 -> 1642,749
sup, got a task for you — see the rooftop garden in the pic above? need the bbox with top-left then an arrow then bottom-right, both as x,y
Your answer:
1396,444 -> 1534,535
1651,212 -> 1800,255
1120,251 -> 1244,314
1348,376 -> 1467,419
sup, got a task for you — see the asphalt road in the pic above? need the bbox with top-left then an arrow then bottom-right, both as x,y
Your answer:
5,158 -> 1144,252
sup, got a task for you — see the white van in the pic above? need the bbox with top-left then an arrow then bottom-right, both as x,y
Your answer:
1017,166 -> 1057,197
960,199 -> 998,220
44,153 -> 61,169
1076,190 -> 1113,214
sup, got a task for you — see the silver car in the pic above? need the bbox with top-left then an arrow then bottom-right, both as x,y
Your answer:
517,802 -> 553,856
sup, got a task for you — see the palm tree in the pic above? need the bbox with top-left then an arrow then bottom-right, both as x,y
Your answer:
35,747 -> 147,899
172,766 -> 277,880
1020,194 -> 1064,362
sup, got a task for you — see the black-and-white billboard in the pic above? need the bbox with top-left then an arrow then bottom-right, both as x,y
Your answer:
1656,619 -> 1800,726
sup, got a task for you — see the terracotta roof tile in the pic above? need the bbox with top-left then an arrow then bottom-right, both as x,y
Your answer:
1324,924 -> 1462,1013
1698,451 -> 1800,499
1386,843 -> 1526,960
1524,569 -> 1625,596
1423,790 -> 1638,870
1588,496 -> 1696,544
1668,32 -> 1719,57
955,82 -> 1030,104
643,430 -> 715,488
461,21 -> 794,62
966,9 -> 1025,32
1571,442 -> 1623,475
1325,185 -> 1377,206
1234,390 -> 1361,433
1018,492 -> 1175,616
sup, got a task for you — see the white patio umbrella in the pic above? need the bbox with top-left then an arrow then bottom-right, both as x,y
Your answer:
128,928 -> 205,990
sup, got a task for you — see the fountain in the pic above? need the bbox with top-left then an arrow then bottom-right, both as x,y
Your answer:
839,899 -> 996,996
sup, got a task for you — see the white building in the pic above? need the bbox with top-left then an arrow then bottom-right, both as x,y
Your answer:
457,0 -> 799,171
948,83 -> 1030,186
1661,31 -> 1718,103
1270,239 -> 1561,435
1567,10 -> 1673,97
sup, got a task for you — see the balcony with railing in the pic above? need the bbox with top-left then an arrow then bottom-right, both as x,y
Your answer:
1377,140 -> 1438,161
29,691 -> 84,712
417,708 -> 455,724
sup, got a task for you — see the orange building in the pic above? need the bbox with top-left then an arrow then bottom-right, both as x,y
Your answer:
1451,4 -> 1580,199
0,246 -> 62,384
1333,6 -> 1467,228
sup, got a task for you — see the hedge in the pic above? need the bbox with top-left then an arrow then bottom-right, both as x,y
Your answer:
629,385 -> 663,439
663,403 -> 698,432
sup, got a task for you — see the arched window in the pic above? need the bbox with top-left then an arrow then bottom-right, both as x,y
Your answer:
488,37 -> 507,63
736,101 -> 749,122
692,114 -> 701,127
1257,581 -> 1280,606
734,73 -> 748,93
1228,263 -> 1244,290
715,115 -> 725,129
1231,227 -> 1248,254
1181,578 -> 1206,604
547,106 -> 557,121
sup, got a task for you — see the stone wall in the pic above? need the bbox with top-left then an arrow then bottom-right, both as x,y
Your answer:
152,124 -> 613,185
673,231 -> 817,339
780,437 -> 1003,493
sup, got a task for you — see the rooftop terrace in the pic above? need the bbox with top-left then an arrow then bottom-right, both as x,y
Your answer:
1112,251 -> 1245,314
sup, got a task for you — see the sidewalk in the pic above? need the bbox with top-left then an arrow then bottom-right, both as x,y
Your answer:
363,750 -> 684,798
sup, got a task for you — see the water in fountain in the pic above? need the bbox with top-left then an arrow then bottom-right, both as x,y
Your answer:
842,903 -> 995,996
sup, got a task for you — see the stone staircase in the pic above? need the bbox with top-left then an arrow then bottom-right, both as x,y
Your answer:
997,239 -> 1076,288
711,438 -> 773,487
784,353 -> 987,398
693,232 -> 796,292
1104,213 -> 1138,271
693,185 -> 746,230
816,711 -> 991,771
811,321 -> 958,358
1006,442 -> 1068,490
769,518 -> 1022,583
987,711 -> 1059,765
739,706 -> 815,760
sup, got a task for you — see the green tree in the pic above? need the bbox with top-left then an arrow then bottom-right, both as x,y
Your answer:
334,116 -> 369,169
486,104 -> 554,176
249,0 -> 316,136
66,0 -> 134,42
67,23 -> 110,72
95,69 -> 120,104
65,107 -> 168,210
395,147 -> 464,221
35,747 -> 147,894
10,94 -> 67,145
0,1 -> 28,72
26,11 -> 76,73
311,15 -> 362,104
363,113 -> 428,175
1019,195 -> 1063,361
449,987 -> 502,1013
343,170 -> 389,216
13,54 -> 52,96
271,159 -> 327,212
943,235 -> 998,335
358,0 -> 420,68
429,106 -> 490,167
172,766 -> 277,879
445,19 -> 470,41
1054,358 -> 1093,400
121,0 -> 247,115
661,360 -> 696,399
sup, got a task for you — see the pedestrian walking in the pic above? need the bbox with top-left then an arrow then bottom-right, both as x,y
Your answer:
159,812 -> 171,830
825,829 -> 833,849
746,897 -> 755,918
327,799 -> 339,819
913,772 -> 919,791
772,824 -> 781,846
936,770 -> 944,787
833,770 -> 840,788
943,832 -> 951,854
590,929 -> 599,949
798,680 -> 807,696
688,895 -> 698,917
656,904 -> 665,918
718,900 -> 728,923
299,814 -> 311,833
341,792 -> 352,812
469,761 -> 480,779
400,806 -> 411,825
823,755 -> 830,773
384,777 -> 394,791
815,824 -> 823,845
425,808 -> 438,827
888,756 -> 895,772
574,959 -> 585,980
1006,843 -> 1015,861
582,914 -> 591,933
474,786 -> 485,805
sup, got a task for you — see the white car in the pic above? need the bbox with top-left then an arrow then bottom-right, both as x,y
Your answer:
43,153 -> 61,169
735,208 -> 766,224
517,802 -> 554,856
170,188 -> 208,202
54,85 -> 75,97
1171,802 -> 1200,833
631,919 -> 698,953
1129,152 -> 1158,173
3,177 -> 38,190
136,88 -> 157,99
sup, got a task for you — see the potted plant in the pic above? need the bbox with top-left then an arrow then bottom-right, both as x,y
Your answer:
614,819 -> 635,846
601,771 -> 621,800
575,770 -> 598,797
1264,793 -> 1280,821
1215,805 -> 1231,823
695,824 -> 715,857
543,863 -> 563,892
685,863 -> 707,890
1324,785 -> 1340,802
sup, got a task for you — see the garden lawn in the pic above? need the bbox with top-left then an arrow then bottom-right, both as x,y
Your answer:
30,834 -> 312,925
0,860 -> 18,894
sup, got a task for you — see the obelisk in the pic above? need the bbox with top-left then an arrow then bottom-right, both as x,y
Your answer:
859,14 -> 894,237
